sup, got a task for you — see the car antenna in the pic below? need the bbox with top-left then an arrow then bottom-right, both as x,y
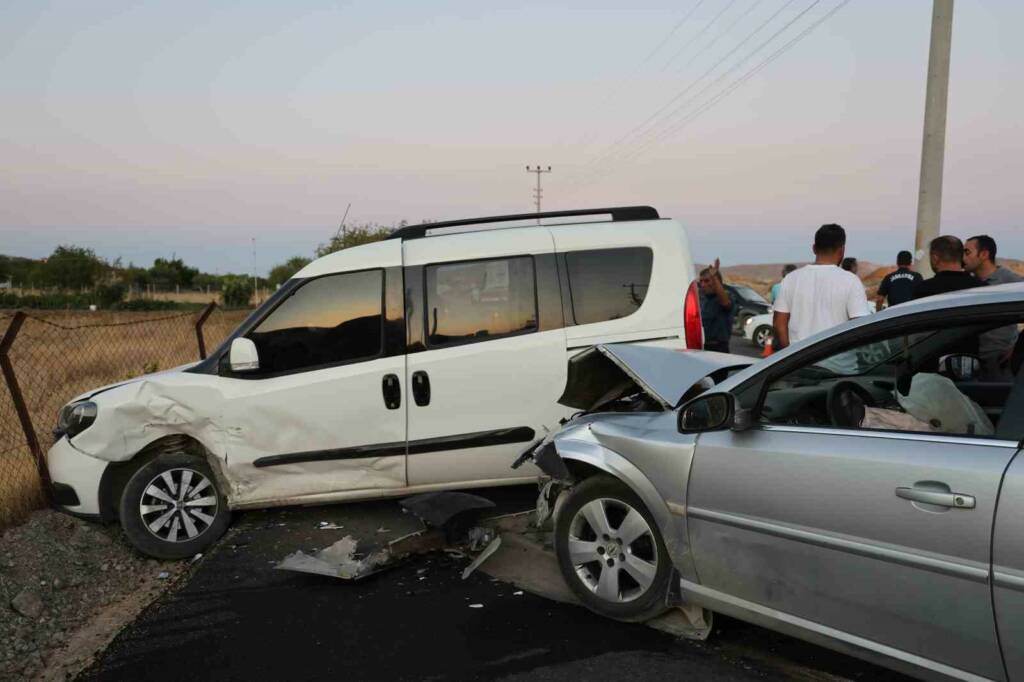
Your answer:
332,203 -> 352,241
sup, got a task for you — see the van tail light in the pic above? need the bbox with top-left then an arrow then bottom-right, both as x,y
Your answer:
684,279 -> 703,350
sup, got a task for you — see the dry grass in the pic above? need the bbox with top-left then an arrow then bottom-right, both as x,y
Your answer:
0,309 -> 248,529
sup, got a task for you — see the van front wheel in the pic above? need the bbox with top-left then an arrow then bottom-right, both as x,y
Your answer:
119,452 -> 230,559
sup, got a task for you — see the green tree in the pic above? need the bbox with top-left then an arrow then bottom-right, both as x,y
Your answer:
220,276 -> 252,308
43,245 -> 107,290
268,256 -> 312,288
315,223 -> 398,258
149,257 -> 198,290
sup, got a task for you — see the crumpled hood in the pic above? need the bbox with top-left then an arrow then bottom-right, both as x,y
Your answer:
67,362 -> 199,404
559,344 -> 753,411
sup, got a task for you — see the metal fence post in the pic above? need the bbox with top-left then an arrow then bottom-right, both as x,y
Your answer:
194,301 -> 217,359
0,311 -> 51,502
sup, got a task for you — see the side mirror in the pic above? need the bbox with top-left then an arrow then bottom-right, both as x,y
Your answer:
229,338 -> 260,372
938,354 -> 981,382
678,393 -> 747,433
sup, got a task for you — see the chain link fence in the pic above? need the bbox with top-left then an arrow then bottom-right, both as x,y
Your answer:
0,306 -> 248,529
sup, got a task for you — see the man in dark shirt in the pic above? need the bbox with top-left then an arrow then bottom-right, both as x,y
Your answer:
699,260 -> 735,353
913,236 -> 986,300
876,250 -> 923,310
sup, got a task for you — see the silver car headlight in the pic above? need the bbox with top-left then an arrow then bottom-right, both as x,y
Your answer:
56,401 -> 98,439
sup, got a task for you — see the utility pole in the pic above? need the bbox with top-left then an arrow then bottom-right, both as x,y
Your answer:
526,165 -> 552,220
913,0 -> 954,278
251,237 -> 258,305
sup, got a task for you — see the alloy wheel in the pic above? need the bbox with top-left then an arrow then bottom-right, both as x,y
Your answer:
567,498 -> 659,603
754,326 -> 773,348
139,468 -> 219,543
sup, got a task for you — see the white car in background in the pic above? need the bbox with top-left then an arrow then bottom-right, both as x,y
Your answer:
46,206 -> 704,559
743,311 -> 775,348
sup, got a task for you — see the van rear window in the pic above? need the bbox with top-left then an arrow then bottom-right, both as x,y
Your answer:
564,247 -> 653,325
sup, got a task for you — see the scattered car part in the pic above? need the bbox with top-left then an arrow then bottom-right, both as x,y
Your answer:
276,536 -> 392,580
461,535 -> 502,580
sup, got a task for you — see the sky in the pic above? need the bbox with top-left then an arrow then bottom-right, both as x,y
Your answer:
1,0 -> 1021,275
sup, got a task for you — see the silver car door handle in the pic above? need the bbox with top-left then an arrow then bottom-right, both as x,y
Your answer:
895,487 -> 976,509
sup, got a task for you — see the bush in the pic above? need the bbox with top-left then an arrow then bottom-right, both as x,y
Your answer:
95,282 -> 126,307
220,277 -> 253,308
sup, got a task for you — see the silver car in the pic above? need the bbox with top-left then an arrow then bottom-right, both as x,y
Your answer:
525,283 -> 1024,682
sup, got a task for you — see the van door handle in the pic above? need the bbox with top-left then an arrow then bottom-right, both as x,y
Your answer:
895,487 -> 975,509
381,374 -> 401,410
412,371 -> 431,407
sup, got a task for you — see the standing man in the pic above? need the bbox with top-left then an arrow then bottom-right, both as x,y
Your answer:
699,259 -> 735,353
875,250 -> 922,310
912,236 -> 985,299
769,264 -> 797,305
773,224 -> 870,350
964,235 -> 1022,287
963,235 -> 1022,378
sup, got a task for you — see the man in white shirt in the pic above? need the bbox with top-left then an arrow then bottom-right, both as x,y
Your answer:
773,223 -> 870,350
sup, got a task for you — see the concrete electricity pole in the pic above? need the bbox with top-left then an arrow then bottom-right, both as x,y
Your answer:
913,0 -> 954,278
526,165 -> 552,217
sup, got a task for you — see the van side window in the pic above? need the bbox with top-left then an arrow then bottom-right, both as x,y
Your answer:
564,247 -> 653,324
248,270 -> 384,374
425,257 -> 537,348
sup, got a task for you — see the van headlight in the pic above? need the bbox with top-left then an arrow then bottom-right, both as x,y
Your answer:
56,401 -> 98,439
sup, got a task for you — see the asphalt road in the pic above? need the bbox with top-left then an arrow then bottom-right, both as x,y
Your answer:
80,486 -> 909,682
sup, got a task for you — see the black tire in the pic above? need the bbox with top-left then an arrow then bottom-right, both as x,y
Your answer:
555,476 -> 671,622
119,452 -> 231,560
753,324 -> 774,348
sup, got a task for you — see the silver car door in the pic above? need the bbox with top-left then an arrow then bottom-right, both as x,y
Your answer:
686,425 -> 1014,681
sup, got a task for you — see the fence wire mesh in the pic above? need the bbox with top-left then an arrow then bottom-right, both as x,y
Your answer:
0,307 -> 248,529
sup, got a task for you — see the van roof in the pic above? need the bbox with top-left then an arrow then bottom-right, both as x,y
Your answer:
385,206 -> 661,241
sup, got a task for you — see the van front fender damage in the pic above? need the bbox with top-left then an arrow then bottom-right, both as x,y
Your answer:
68,379 -> 228,480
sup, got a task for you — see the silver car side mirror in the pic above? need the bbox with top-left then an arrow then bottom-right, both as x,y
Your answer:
229,337 -> 260,372
678,393 -> 734,433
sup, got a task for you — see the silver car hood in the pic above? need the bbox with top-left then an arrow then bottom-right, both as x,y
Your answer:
559,344 -> 753,410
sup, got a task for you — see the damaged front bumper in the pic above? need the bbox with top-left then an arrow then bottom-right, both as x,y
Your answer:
46,436 -> 107,517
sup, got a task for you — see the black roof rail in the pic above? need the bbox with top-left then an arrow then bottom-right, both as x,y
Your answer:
385,206 -> 660,241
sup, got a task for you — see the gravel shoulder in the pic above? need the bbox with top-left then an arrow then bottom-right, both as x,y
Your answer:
0,510 -> 187,681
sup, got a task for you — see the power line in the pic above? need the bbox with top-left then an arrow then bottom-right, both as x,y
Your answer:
660,0 -> 741,72
569,0 -> 855,194
553,0 -> 708,152
566,0 -> 824,190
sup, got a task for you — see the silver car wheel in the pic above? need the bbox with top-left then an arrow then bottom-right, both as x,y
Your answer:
139,468 -> 219,543
754,325 -> 773,348
568,497 -> 659,603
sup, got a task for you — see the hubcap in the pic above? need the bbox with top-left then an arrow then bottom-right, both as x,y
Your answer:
567,498 -> 658,603
139,468 -> 218,543
755,327 -> 771,346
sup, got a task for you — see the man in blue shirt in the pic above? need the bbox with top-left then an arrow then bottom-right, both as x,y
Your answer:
769,264 -> 797,305
699,259 -> 735,353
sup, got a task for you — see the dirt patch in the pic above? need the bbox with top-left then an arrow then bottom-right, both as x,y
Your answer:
0,509 -> 186,681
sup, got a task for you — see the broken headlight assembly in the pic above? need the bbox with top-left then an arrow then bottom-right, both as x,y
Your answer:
55,401 -> 98,439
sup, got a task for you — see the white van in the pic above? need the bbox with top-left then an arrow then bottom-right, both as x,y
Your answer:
46,206 -> 700,557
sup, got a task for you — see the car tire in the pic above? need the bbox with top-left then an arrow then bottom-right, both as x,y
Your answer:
118,452 -> 231,560
555,475 -> 671,622
753,324 -> 774,348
